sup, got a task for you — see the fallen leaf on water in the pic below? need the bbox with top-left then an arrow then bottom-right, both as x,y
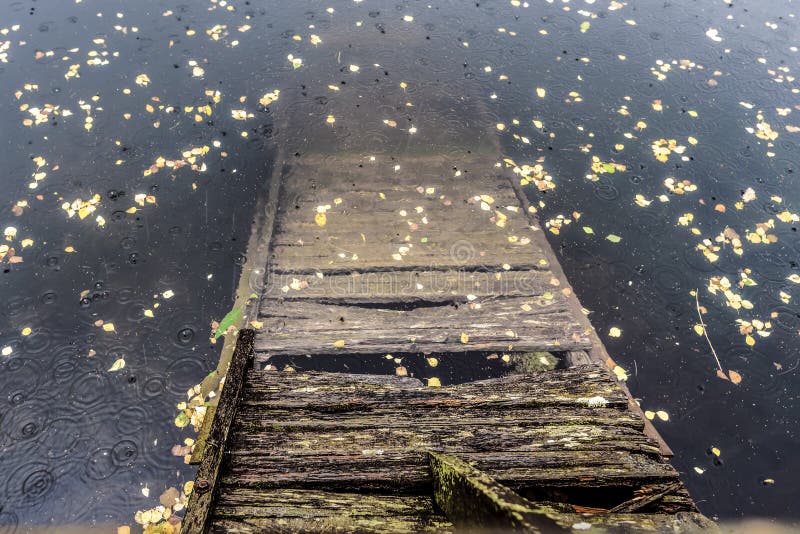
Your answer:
609,327 -> 622,337
606,234 -> 622,243
315,212 -> 327,226
333,339 -> 346,348
108,358 -> 125,372
427,377 -> 441,387
612,365 -> 628,381
460,332 -> 469,344
728,370 -> 742,384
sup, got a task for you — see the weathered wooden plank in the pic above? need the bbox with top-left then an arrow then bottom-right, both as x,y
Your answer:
428,452 -> 567,532
233,412 -> 645,434
212,488 -> 454,532
263,269 -> 557,302
182,330 -> 255,534
241,367 -> 626,408
211,487 -> 455,532
219,450 -> 681,492
255,329 -> 589,357
255,296 -> 590,356
209,516 -> 451,533
268,243 -> 549,273
260,295 -> 571,322
227,425 -> 662,456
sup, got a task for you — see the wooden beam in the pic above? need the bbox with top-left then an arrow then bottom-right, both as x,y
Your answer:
428,452 -> 567,533
181,329 -> 255,534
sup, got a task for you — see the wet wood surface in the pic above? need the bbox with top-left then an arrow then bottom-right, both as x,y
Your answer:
182,154 -> 709,532
193,366 -> 707,533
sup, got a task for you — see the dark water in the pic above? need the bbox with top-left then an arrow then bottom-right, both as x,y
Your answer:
0,0 -> 798,530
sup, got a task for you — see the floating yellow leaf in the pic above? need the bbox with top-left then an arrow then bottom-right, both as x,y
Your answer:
460,332 -> 469,344
580,21 -> 590,33
536,87 -> 546,98
102,323 -> 116,332
693,324 -> 705,336
315,212 -> 327,227
609,327 -> 622,337
333,339 -> 346,348
606,234 -> 622,243
745,334 -> 755,346
427,377 -> 441,387
287,54 -> 302,69
108,358 -> 125,371
612,365 -> 628,381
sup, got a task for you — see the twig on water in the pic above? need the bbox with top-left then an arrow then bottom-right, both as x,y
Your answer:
694,290 -> 725,375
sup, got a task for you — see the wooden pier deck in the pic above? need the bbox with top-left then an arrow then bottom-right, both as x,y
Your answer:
182,154 -> 714,533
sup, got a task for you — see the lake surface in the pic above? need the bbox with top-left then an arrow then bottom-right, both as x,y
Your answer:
0,0 -> 798,530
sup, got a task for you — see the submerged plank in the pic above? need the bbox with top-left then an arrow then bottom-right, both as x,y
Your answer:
262,268 -> 557,303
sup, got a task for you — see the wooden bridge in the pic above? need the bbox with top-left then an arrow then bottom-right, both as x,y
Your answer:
180,152 -> 714,532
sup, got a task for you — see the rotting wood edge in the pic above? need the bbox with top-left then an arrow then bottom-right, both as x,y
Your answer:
182,329 -> 255,534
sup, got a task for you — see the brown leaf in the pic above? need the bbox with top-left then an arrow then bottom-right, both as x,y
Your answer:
716,369 -> 730,381
728,370 -> 742,385
159,486 -> 180,507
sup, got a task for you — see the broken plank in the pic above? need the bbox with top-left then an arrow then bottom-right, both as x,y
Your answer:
428,452 -> 566,532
